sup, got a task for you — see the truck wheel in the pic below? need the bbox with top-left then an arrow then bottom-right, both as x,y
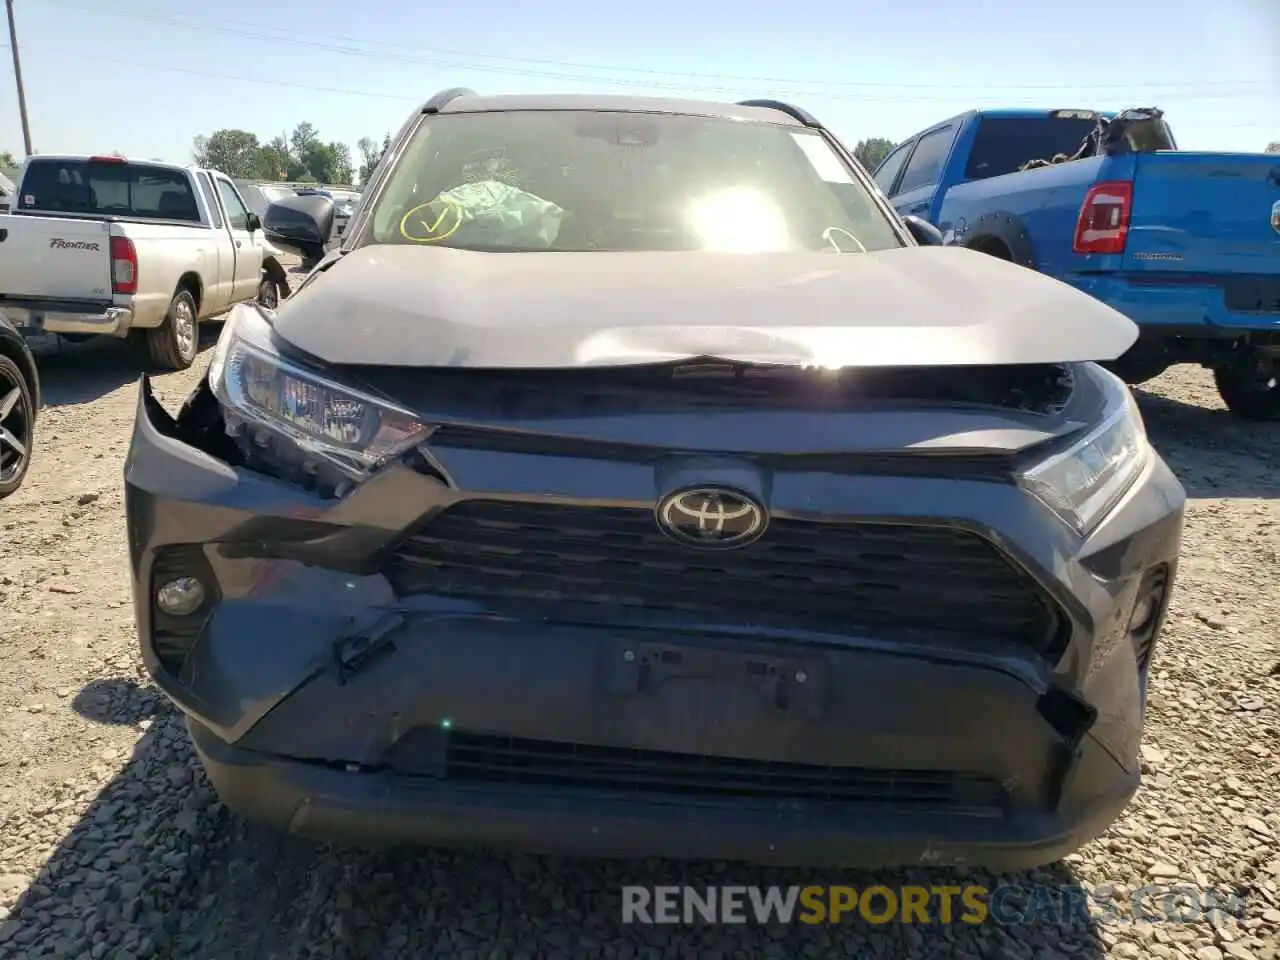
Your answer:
1213,363 -> 1280,421
257,277 -> 281,309
146,288 -> 200,371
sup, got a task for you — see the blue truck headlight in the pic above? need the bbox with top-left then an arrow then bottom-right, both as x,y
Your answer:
209,304 -> 428,482
1018,372 -> 1149,535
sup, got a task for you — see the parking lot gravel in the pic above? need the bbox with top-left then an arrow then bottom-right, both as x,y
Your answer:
0,336 -> 1277,960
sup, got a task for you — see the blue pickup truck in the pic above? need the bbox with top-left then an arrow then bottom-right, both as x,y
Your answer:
871,108 -> 1280,418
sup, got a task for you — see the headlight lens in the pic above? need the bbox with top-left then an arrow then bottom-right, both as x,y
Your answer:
1018,372 -> 1149,535
208,304 -> 428,486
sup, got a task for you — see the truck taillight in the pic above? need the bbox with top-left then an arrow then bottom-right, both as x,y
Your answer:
1073,181 -> 1133,255
110,236 -> 138,295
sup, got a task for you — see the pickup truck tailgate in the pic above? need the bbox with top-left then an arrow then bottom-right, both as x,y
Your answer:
0,215 -> 114,301
1123,153 -> 1280,294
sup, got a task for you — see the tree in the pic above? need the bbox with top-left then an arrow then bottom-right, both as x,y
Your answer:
258,136 -> 292,180
193,129 -> 266,178
324,141 -> 355,185
191,121 -> 373,185
852,138 -> 895,172
0,150 -> 17,167
1267,142 -> 1280,155
357,132 -> 393,183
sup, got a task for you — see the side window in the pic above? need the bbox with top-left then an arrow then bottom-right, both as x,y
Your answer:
196,173 -> 223,228
872,142 -> 912,196
215,178 -> 250,230
895,126 -> 955,194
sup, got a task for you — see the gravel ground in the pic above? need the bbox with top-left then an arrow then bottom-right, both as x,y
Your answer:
0,338 -> 1278,960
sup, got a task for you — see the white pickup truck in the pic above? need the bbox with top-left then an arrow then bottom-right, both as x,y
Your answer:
0,155 -> 292,369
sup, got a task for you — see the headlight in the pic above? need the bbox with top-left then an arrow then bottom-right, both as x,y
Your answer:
1017,371 -> 1149,535
208,304 -> 428,489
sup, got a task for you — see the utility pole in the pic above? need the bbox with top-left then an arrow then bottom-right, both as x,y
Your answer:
5,0 -> 33,156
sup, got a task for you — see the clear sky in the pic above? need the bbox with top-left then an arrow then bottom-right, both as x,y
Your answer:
2,0 -> 1277,170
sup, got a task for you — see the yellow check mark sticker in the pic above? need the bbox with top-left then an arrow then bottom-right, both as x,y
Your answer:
399,199 -> 464,244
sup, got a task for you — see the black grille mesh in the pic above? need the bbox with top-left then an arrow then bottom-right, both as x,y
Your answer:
384,500 -> 1059,647
418,731 -> 1007,816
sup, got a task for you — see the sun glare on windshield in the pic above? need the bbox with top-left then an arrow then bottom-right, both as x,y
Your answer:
685,186 -> 792,253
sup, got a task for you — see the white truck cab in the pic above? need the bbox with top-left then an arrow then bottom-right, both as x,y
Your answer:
0,155 -> 290,369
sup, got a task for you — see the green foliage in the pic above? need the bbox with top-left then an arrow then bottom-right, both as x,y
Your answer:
852,137 -> 895,172
192,123 -> 362,184
0,150 -> 18,167
356,134 -> 393,183
1266,142 -> 1280,155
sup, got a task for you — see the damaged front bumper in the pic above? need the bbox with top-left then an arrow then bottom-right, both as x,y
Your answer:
125,375 -> 1185,869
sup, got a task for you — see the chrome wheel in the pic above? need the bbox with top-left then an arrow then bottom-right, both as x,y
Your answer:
0,369 -> 31,487
173,297 -> 197,362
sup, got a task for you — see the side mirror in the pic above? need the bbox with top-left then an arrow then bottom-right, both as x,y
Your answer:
245,212 -> 262,233
903,215 -> 944,246
263,194 -> 335,264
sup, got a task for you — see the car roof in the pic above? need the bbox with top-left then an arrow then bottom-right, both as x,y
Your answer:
431,93 -> 808,127
24,154 -> 192,173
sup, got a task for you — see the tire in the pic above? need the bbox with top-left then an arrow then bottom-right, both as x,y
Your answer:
1213,363 -> 1280,421
146,288 -> 200,371
257,276 -> 281,309
0,354 -> 35,500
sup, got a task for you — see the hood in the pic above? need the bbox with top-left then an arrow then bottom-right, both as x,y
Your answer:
271,244 -> 1138,368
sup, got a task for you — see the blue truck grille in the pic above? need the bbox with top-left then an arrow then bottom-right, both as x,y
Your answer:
386,500 -> 1061,649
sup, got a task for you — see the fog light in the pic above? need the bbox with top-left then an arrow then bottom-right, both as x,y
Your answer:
156,576 -> 206,616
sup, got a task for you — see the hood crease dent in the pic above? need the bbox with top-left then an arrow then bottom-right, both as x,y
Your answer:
270,245 -> 1139,369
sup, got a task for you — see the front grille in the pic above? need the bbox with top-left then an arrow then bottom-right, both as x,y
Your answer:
384,500 -> 1060,648
423,732 -> 1006,816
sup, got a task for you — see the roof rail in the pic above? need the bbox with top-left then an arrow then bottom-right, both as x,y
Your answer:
735,99 -> 820,128
423,88 -> 477,114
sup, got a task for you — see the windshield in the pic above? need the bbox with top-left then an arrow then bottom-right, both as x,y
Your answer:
360,111 -> 903,254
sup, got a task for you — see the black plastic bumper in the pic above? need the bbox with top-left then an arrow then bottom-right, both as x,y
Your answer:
190,718 -> 1137,871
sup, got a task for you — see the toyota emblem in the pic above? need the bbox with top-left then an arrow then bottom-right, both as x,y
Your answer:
656,487 -> 767,549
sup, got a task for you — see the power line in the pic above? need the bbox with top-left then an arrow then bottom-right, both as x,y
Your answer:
1,43 -> 1267,131
47,0 -> 1276,97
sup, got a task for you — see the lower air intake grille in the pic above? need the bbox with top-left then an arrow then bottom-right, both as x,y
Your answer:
431,732 -> 1006,816
384,500 -> 1060,648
